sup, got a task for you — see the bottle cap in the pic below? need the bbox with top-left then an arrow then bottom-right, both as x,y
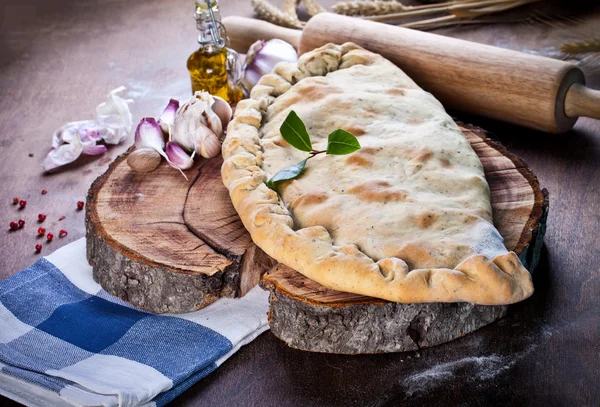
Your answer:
195,0 -> 226,49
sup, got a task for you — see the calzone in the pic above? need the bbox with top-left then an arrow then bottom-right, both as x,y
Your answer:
221,43 -> 533,305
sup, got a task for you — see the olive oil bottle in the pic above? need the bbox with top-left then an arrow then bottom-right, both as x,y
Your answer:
187,0 -> 243,104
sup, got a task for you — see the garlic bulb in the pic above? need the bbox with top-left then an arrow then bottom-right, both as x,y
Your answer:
242,39 -> 298,92
127,147 -> 162,173
171,91 -> 224,158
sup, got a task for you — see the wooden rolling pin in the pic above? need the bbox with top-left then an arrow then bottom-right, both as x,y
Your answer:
224,14 -> 600,133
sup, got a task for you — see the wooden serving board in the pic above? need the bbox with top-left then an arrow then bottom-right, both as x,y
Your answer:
261,124 -> 548,354
86,123 -> 546,354
86,153 -> 275,313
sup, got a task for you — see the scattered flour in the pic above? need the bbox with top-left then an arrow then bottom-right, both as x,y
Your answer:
402,355 -> 514,397
401,320 -> 559,397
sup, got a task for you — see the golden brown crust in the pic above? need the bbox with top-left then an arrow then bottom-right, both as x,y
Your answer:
221,43 -> 534,305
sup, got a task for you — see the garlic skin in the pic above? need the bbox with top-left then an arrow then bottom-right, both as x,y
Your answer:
166,142 -> 195,170
158,99 -> 179,134
171,91 -> 224,158
43,120 -> 108,171
134,118 -> 168,160
82,143 -> 108,156
43,87 -> 133,172
242,39 -> 298,92
127,148 -> 162,173
95,86 -> 134,144
43,130 -> 84,172
52,120 -> 108,156
52,120 -> 99,148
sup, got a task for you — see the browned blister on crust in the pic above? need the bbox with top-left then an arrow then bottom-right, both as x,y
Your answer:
221,43 -> 534,305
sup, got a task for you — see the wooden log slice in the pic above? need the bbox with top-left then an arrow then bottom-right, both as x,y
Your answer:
86,152 -> 275,314
261,124 -> 549,354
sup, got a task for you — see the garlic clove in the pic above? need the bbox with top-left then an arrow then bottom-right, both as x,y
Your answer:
198,128 -> 222,158
134,118 -> 168,160
242,39 -> 298,92
211,96 -> 233,129
166,142 -> 195,170
202,109 -> 223,139
158,99 -> 179,135
195,91 -> 223,137
127,147 -> 162,173
171,113 -> 195,152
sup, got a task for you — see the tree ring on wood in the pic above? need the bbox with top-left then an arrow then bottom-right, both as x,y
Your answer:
86,152 -> 275,314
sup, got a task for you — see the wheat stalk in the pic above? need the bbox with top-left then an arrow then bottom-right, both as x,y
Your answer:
252,0 -> 547,32
402,16 -> 524,30
359,0 -> 540,22
397,1 -> 532,30
332,0 -> 494,16
449,0 -> 533,18
304,0 -> 327,16
283,0 -> 298,17
251,0 -> 303,28
560,39 -> 600,55
332,1 -> 408,17
332,0 -> 510,17
331,0 -> 543,31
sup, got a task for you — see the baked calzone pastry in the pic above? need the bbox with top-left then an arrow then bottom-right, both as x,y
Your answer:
221,43 -> 533,305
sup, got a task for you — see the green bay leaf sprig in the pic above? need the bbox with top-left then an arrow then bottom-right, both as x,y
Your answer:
266,110 -> 361,193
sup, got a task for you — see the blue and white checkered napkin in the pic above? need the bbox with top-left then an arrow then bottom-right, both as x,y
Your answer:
0,238 -> 270,407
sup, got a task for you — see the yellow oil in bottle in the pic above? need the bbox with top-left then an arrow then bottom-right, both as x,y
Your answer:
187,0 -> 243,105
187,46 -> 243,104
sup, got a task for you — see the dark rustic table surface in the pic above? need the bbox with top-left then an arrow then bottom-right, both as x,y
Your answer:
1,0 -> 599,406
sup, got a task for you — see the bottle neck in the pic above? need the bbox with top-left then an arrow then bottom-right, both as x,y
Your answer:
195,0 -> 227,51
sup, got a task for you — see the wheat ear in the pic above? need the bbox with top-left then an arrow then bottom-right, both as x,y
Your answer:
561,39 -> 600,55
304,0 -> 327,16
251,0 -> 302,28
332,1 -> 407,17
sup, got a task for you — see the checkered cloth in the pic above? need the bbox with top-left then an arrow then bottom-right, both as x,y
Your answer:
0,239 -> 270,407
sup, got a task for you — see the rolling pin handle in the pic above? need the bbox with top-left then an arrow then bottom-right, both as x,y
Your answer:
223,16 -> 302,53
565,83 -> 600,121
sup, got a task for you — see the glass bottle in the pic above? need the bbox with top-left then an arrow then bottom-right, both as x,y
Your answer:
187,0 -> 243,104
